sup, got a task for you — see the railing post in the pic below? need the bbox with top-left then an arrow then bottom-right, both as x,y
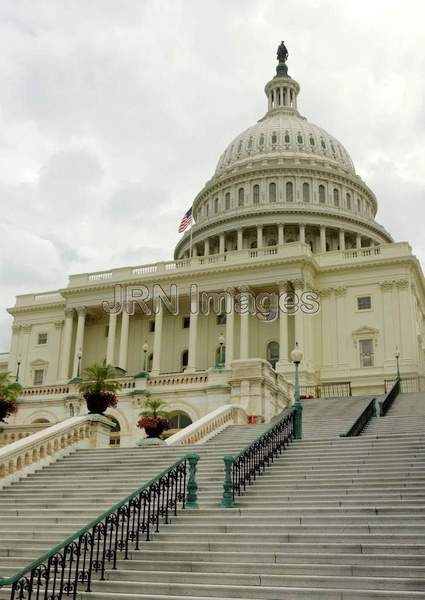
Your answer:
221,455 -> 235,508
293,361 -> 303,440
186,453 -> 199,509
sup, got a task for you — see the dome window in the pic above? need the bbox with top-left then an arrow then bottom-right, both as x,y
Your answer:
205,203 -> 209,217
303,182 -> 310,203
271,132 -> 278,144
284,132 -> 290,144
253,184 -> 260,204
297,133 -> 303,144
286,181 -> 293,202
330,142 -> 336,154
225,192 -> 231,210
247,136 -> 253,150
267,342 -> 280,369
214,197 -> 219,213
346,193 -> 352,210
269,182 -> 277,203
333,188 -> 340,207
237,140 -> 243,154
319,184 -> 326,204
259,134 -> 265,147
238,188 -> 244,207
321,138 -> 326,149
309,136 -> 315,146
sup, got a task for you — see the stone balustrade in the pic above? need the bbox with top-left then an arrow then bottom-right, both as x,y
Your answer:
148,372 -> 209,387
0,423 -> 50,446
166,404 -> 248,446
21,384 -> 70,397
0,415 -> 114,486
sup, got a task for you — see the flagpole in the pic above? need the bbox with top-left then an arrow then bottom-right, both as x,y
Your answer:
189,224 -> 193,258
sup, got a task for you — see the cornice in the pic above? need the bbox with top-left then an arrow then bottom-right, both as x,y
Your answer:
7,301 -> 66,316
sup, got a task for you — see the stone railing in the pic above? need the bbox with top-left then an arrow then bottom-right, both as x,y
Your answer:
0,415 -> 114,486
21,384 -> 70,397
166,404 -> 248,446
148,372 -> 209,387
0,423 -> 51,447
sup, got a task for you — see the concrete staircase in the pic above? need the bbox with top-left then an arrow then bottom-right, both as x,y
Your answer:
363,392 -> 425,436
1,394 -> 425,598
302,395 -> 373,439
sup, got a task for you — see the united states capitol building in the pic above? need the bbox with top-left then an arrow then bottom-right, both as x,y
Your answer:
2,44 -> 425,446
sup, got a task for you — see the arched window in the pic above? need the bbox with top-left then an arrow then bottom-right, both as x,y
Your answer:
284,132 -> 290,143
238,188 -> 244,207
303,182 -> 310,203
319,184 -> 325,204
225,192 -> 231,210
205,203 -> 209,217
297,133 -> 303,144
181,349 -> 188,371
214,197 -> 219,213
109,417 -> 121,447
259,134 -> 265,147
346,193 -> 351,210
333,188 -> 340,207
267,342 -> 280,369
309,135 -> 315,146
271,132 -> 277,144
286,181 -> 293,202
269,182 -> 276,202
253,184 -> 260,204
321,138 -> 326,149
247,136 -> 253,150
169,412 -> 192,431
148,353 -> 153,371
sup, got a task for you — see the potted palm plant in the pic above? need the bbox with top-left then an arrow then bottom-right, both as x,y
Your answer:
137,398 -> 170,439
78,364 -> 121,415
0,372 -> 22,423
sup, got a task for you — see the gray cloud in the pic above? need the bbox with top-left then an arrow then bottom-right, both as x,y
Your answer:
1,0 -> 425,351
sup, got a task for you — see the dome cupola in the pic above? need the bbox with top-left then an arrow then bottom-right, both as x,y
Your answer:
174,43 -> 392,260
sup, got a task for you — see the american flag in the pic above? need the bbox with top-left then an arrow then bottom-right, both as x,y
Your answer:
178,207 -> 193,233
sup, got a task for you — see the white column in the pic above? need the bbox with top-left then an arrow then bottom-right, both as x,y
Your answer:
276,282 -> 289,369
237,229 -> 243,251
151,300 -> 163,376
186,298 -> 199,373
294,283 -> 305,354
257,225 -> 263,248
106,311 -> 117,366
225,290 -> 235,368
339,229 -> 346,251
356,233 -> 362,249
204,238 -> 210,256
8,324 -> 22,377
320,225 -> 326,253
59,309 -> 74,382
21,324 -> 32,386
192,244 -> 198,257
73,307 -> 86,377
219,233 -> 225,254
299,223 -> 306,244
52,320 -> 64,382
239,288 -> 250,359
278,224 -> 284,245
118,308 -> 130,371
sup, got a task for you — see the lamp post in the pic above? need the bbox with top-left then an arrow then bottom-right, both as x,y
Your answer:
395,348 -> 400,380
290,342 -> 304,440
218,333 -> 225,368
15,354 -> 21,383
143,342 -> 149,373
76,350 -> 82,379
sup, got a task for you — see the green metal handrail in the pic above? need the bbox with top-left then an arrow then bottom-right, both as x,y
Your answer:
379,377 -> 400,416
221,407 -> 295,508
340,397 -> 377,437
0,452 -> 199,597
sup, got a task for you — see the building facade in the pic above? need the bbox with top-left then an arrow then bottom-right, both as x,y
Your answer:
3,47 -> 425,445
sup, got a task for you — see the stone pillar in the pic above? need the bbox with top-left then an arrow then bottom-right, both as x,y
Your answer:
299,223 -> 306,244
239,288 -> 250,359
192,245 -> 198,257
151,300 -> 164,376
59,309 -> 74,382
381,282 -> 395,365
52,320 -> 64,382
106,311 -> 117,366
356,233 -> 362,249
219,233 -> 225,254
257,226 -> 263,249
276,281 -> 289,369
225,289 -> 235,368
21,324 -> 33,386
186,296 -> 199,373
294,282 -> 305,353
278,223 -> 284,245
73,307 -> 86,377
204,238 -> 210,256
8,324 -> 22,377
237,229 -> 243,251
320,226 -> 326,253
339,229 -> 346,251
118,308 -> 130,371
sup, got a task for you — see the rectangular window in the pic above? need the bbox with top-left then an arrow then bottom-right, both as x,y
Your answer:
182,316 -> 190,328
33,369 -> 44,385
217,313 -> 227,325
359,339 -> 374,368
149,320 -> 155,333
37,332 -> 48,345
357,296 -> 372,311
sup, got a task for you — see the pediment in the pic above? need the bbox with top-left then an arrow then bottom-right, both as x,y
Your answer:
30,358 -> 49,367
352,326 -> 379,337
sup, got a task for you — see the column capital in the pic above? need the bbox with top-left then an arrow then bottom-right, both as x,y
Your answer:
22,324 -> 32,334
64,307 -> 75,318
292,279 -> 305,292
76,306 -> 87,317
277,280 -> 290,293
12,324 -> 22,333
54,319 -> 65,329
225,286 -> 237,296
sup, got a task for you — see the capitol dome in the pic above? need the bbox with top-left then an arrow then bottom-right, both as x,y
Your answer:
175,44 -> 392,259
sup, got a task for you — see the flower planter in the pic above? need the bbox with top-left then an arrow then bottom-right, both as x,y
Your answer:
0,399 -> 17,423
144,423 -> 167,438
137,416 -> 170,439
84,392 -> 117,415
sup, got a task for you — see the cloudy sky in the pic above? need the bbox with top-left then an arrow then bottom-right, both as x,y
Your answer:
0,0 -> 424,351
